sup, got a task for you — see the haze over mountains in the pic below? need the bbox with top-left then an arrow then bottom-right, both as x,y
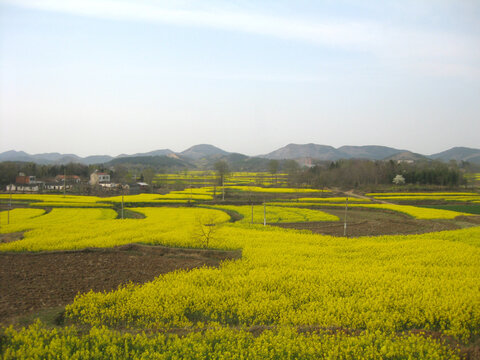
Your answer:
1,144 -> 480,166
262,144 -> 407,161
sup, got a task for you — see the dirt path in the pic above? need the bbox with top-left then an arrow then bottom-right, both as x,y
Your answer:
343,189 -> 393,204
0,244 -> 241,324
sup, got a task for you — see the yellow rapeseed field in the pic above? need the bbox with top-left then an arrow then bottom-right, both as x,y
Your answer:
296,197 -> 370,203
227,186 -> 330,193
269,202 -> 471,219
0,194 -> 103,203
1,200 -> 479,358
205,204 -> 339,224
0,207 -> 230,252
0,208 -> 45,226
365,192 -> 480,203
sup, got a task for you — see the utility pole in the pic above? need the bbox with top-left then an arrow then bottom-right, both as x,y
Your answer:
343,196 -> 348,237
121,190 -> 124,220
263,200 -> 266,226
63,168 -> 66,198
222,175 -> 225,201
8,183 -> 12,225
251,203 -> 254,225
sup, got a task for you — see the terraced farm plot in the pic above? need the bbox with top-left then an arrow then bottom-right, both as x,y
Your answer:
296,196 -> 370,203
269,201 -> 472,219
205,204 -> 339,224
154,171 -> 289,187
0,244 -> 240,323
1,197 -> 480,359
365,192 -> 480,203
273,207 -> 463,237
227,186 -> 330,194
0,207 -> 230,252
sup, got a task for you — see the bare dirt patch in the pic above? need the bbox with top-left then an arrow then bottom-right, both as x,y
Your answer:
457,215 -> 480,225
0,244 -> 241,324
0,232 -> 24,244
273,208 -> 461,237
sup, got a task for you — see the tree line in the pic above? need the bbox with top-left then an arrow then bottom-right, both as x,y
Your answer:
0,162 -> 92,187
287,159 -> 474,189
1,158 -> 476,190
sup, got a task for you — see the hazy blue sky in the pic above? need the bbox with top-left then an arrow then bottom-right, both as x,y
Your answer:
1,0 -> 479,157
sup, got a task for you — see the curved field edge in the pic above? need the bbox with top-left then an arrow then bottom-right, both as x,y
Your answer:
0,208 -> 46,227
64,225 -> 480,344
0,207 -> 231,252
268,202 -> 473,219
1,207 -> 479,358
203,204 -> 339,224
0,244 -> 241,324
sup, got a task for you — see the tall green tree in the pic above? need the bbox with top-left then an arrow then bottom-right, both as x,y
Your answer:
268,160 -> 279,184
214,160 -> 229,186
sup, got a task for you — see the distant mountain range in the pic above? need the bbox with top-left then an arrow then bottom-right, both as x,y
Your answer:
1,144 -> 479,166
261,144 -> 407,161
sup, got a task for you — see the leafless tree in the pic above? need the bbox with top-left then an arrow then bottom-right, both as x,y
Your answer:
192,214 -> 220,248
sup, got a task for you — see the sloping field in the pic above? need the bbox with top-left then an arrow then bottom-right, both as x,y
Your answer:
1,203 -> 479,359
0,207 -> 230,252
269,201 -> 472,219
205,204 -> 339,224
0,244 -> 240,323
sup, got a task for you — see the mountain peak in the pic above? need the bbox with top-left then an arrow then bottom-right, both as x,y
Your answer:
263,143 -> 337,160
180,144 -> 229,160
430,146 -> 480,162
1,144 -> 479,165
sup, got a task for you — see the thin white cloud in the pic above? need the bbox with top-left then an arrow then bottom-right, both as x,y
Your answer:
2,0 -> 479,78
0,0 -> 383,49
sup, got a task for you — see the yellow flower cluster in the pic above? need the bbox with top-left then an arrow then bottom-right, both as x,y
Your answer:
1,200 -> 479,357
0,193 -> 211,207
105,193 -> 210,202
0,194 -> 103,203
63,224 -> 480,343
2,320 -> 459,359
372,195 -> 480,202
0,208 -> 116,239
366,192 -> 476,196
205,204 -> 339,224
295,197 -> 370,203
154,171 -> 289,186
269,202 -> 471,219
0,207 -> 230,252
29,202 -> 112,208
0,208 -> 45,226
227,186 -> 330,193
365,192 -> 480,203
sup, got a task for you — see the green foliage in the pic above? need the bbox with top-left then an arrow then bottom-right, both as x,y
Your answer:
418,204 -> 480,215
296,159 -> 466,188
1,191 -> 479,358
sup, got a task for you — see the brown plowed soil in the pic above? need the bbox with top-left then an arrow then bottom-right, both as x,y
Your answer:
272,209 -> 464,237
0,232 -> 24,244
0,244 -> 241,324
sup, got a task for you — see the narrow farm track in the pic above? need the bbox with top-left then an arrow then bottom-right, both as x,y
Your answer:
343,189 -> 393,204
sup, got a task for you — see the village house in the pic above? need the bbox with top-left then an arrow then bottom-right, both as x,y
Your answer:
16,174 -> 36,184
6,173 -> 42,192
55,175 -> 81,183
89,171 -> 111,186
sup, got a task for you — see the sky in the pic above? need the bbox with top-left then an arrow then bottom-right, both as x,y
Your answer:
0,0 -> 479,157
